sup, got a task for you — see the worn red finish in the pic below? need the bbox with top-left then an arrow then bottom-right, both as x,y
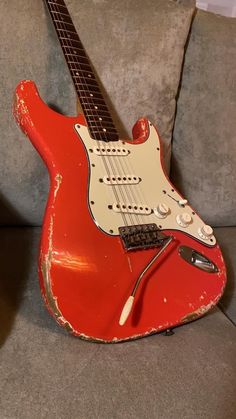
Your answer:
13,80 -> 226,342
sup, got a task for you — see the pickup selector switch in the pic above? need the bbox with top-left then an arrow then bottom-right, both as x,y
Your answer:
154,203 -> 169,219
198,225 -> 213,240
176,213 -> 192,228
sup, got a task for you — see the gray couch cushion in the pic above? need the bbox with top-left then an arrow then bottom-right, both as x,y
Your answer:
1,227 -> 236,419
171,10 -> 236,227
214,226 -> 236,324
1,0 -> 195,225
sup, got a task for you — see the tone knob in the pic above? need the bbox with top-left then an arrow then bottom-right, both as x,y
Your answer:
198,224 -> 213,240
154,203 -> 169,219
176,212 -> 192,227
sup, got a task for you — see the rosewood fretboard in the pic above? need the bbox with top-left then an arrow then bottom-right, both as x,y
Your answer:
45,0 -> 119,141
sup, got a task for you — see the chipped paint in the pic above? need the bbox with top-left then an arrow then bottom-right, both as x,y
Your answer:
181,298 -> 219,323
41,216 -> 74,333
40,173 -> 74,333
127,255 -> 133,273
19,98 -> 28,115
12,79 -> 227,343
54,173 -> 62,199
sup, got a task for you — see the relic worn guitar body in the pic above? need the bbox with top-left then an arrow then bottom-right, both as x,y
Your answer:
13,0 -> 226,342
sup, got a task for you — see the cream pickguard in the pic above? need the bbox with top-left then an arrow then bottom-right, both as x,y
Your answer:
75,121 -> 216,247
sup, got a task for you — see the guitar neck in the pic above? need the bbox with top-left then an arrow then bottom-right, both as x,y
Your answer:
45,0 -> 119,141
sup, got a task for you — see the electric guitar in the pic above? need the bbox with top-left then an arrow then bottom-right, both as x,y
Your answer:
13,0 -> 226,342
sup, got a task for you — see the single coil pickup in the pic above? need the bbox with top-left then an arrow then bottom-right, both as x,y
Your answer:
93,146 -> 130,156
112,203 -> 152,215
103,175 -> 140,185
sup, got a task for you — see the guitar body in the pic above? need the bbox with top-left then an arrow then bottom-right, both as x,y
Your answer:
14,80 -> 226,342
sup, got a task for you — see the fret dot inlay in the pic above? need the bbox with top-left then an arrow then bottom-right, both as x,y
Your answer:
46,0 -> 119,142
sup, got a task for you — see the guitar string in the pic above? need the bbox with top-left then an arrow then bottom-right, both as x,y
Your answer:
51,1 -> 137,227
49,1 -> 144,227
50,2 -> 143,230
48,0 -> 150,227
111,139 -> 151,226
48,1 -> 132,227
108,141 -> 143,226
49,1 -> 144,217
49,1 -> 149,227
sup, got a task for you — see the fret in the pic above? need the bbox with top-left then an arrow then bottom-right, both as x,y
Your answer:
70,67 -> 96,76
59,36 -> 83,47
72,88 -> 101,96
89,132 -> 119,142
83,111 -> 112,121
57,28 -> 78,36
70,64 -> 95,74
53,19 -> 73,27
53,20 -> 74,29
70,69 -> 96,79
89,123 -> 117,130
86,116 -> 115,124
85,110 -> 113,117
91,128 -> 118,134
82,103 -> 110,110
77,92 -> 104,100
74,82 -> 100,90
63,45 -> 84,53
45,0 -> 119,140
50,10 -> 73,23
80,98 -> 110,107
47,1 -> 67,11
88,123 -> 117,132
73,74 -> 96,83
67,57 -> 88,64
87,117 -> 116,124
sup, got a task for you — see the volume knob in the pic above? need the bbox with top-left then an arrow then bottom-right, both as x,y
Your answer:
198,224 -> 213,240
154,203 -> 169,219
176,213 -> 192,228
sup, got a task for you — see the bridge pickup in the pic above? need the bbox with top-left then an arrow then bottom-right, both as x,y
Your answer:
119,224 -> 169,251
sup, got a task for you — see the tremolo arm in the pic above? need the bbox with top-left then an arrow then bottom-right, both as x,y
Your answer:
119,224 -> 174,325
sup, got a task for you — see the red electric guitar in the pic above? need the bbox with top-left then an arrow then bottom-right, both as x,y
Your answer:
14,0 -> 226,342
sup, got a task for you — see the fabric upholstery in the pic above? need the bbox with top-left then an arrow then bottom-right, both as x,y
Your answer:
0,0 -> 195,225
171,9 -> 236,227
1,227 -> 236,419
214,226 -> 236,324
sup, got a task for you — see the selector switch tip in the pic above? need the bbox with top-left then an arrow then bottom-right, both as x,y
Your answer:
176,212 -> 192,227
178,199 -> 188,207
198,224 -> 213,240
154,203 -> 169,219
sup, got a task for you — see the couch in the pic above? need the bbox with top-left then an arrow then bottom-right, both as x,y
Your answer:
1,1 -> 236,418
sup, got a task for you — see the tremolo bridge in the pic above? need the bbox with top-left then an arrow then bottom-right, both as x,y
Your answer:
118,223 -> 169,251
